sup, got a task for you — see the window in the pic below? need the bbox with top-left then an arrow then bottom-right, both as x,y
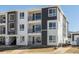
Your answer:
32,13 -> 41,20
49,35 -> 56,42
49,22 -> 56,29
48,8 -> 57,17
20,12 -> 24,19
9,14 -> 15,21
20,24 -> 24,31
32,25 -> 41,33
32,14 -> 35,20
0,15 -> 6,23
10,23 -> 15,28
49,36 -> 52,42
0,26 -> 5,34
35,25 -> 41,32
20,36 -> 25,43
36,13 -> 41,20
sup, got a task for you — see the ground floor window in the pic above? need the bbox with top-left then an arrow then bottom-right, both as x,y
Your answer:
49,35 -> 56,43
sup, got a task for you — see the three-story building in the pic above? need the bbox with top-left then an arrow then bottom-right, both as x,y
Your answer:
0,6 -> 68,47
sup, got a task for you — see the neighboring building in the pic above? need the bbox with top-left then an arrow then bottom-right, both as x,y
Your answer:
70,32 -> 79,45
0,6 -> 68,47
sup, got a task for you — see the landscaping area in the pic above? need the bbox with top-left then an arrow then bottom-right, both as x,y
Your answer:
65,47 -> 79,53
0,47 -> 56,54
0,46 -> 79,54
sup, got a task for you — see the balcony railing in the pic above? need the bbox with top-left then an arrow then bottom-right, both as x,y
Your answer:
0,19 -> 6,23
28,29 -> 41,33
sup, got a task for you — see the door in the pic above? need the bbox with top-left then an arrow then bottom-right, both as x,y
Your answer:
9,37 -> 16,45
0,37 -> 5,45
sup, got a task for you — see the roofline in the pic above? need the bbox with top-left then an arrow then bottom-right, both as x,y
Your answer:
0,5 -> 68,23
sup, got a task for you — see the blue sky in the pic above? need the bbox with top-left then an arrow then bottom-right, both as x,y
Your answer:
0,5 -> 78,32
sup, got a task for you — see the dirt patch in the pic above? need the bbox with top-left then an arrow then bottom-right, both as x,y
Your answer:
65,47 -> 79,53
0,48 -> 56,54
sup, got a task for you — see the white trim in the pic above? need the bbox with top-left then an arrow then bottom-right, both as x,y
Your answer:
48,8 -> 57,17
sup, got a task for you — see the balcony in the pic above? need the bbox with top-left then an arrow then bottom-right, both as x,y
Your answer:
28,32 -> 41,36
0,27 -> 6,34
8,30 -> 16,35
28,27 -> 41,36
28,24 -> 41,33
0,20 -> 6,23
0,15 -> 6,24
28,13 -> 41,21
28,29 -> 41,33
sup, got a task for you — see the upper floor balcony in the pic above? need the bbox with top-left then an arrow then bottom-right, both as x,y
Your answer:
0,15 -> 6,24
28,10 -> 42,21
0,26 -> 6,34
28,24 -> 41,34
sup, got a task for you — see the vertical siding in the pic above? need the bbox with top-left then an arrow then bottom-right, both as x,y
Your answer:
7,11 -> 17,35
42,7 -> 57,45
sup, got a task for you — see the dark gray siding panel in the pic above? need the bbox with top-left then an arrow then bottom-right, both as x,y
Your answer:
42,31 -> 47,45
42,8 -> 48,45
7,11 -> 17,35
42,8 -> 48,30
41,7 -> 57,45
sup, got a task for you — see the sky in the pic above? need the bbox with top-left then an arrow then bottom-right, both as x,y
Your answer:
0,5 -> 78,32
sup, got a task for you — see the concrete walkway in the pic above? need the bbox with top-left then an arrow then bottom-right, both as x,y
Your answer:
53,47 -> 71,54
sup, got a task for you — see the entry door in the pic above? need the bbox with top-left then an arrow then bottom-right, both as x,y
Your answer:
0,37 -> 5,45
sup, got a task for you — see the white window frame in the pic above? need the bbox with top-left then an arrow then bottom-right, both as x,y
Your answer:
9,14 -> 15,21
49,22 -> 56,29
20,12 -> 24,19
20,24 -> 24,31
49,35 -> 56,43
9,23 -> 15,30
48,8 -> 57,17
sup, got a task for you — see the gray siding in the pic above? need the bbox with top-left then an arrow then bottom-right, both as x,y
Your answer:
42,7 -> 57,45
7,11 -> 17,35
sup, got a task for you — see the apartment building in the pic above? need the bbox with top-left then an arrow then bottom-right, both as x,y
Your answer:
69,32 -> 79,45
0,6 -> 68,47
0,11 -> 28,46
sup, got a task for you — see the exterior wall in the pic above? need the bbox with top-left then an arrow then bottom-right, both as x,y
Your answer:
17,11 -> 28,45
57,8 -> 68,45
42,7 -> 57,46
57,9 -> 63,45
7,11 -> 17,35
0,6 -> 68,47
28,10 -> 42,46
47,20 -> 58,45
